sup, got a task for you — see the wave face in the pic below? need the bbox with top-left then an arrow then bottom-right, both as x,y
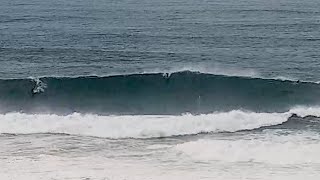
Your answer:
1,71 -> 320,114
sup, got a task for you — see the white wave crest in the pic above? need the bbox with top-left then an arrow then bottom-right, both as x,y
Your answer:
0,107 -> 320,138
0,110 -> 290,138
289,106 -> 320,117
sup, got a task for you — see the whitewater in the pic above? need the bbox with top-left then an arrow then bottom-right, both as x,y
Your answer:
1,108 -> 320,180
1,102 -> 320,180
0,106 -> 319,138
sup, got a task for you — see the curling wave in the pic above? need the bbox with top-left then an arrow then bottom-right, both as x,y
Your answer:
0,106 -> 320,138
1,71 -> 320,114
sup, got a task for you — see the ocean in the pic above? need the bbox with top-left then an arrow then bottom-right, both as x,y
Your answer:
1,0 -> 320,179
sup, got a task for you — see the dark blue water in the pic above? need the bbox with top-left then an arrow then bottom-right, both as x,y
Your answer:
1,0 -> 320,80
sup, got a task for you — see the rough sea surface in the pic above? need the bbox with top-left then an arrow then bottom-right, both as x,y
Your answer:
1,0 -> 320,179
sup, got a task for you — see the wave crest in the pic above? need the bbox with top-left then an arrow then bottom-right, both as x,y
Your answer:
1,106 -> 320,138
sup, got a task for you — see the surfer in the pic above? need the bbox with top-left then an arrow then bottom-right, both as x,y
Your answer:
31,79 -> 45,96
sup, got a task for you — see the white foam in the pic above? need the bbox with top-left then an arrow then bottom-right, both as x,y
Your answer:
174,132 -> 320,165
1,107 -> 320,138
146,144 -> 173,150
2,152 -> 320,180
0,111 -> 287,138
289,106 -> 320,117
272,75 -> 298,81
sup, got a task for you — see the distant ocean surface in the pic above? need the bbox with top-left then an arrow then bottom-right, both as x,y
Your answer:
1,0 -> 320,179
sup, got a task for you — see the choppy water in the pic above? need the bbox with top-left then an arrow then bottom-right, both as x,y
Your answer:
1,0 -> 320,179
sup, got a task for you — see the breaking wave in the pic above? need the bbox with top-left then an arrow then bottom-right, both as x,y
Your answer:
1,71 -> 320,114
0,106 -> 320,138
